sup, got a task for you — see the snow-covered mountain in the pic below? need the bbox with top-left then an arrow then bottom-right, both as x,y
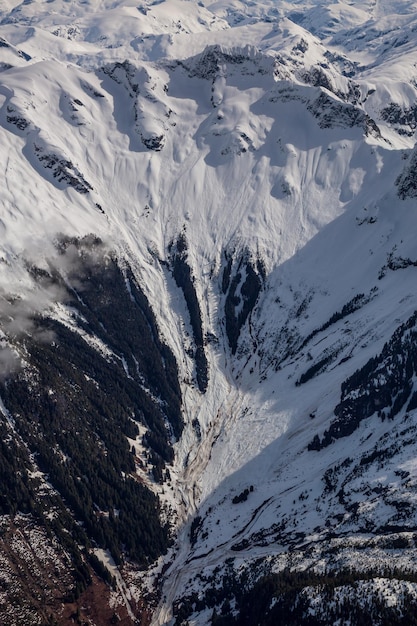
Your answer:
1,1 -> 417,624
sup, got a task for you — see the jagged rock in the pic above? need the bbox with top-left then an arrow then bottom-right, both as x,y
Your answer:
308,91 -> 381,136
33,144 -> 93,193
140,132 -> 165,151
381,102 -> 417,136
396,145 -> 417,198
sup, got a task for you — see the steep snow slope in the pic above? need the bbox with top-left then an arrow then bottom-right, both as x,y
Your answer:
1,1 -> 417,625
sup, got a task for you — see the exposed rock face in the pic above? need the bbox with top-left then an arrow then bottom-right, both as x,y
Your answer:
170,233 -> 209,392
223,252 -> 264,354
34,144 -> 93,193
396,145 -> 417,198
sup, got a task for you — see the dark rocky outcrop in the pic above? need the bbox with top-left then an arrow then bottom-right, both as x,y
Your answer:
170,233 -> 209,392
223,252 -> 264,354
